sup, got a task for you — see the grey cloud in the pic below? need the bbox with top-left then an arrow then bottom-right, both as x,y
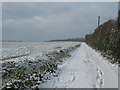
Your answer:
2,2 -> 118,41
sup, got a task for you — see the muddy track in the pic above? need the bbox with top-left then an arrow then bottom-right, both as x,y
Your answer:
0,54 -> 29,61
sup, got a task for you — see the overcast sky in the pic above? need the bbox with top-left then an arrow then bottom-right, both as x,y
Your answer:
2,2 -> 118,41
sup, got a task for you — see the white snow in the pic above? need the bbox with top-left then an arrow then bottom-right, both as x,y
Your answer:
0,42 -> 80,63
1,42 -> 80,62
41,43 -> 118,88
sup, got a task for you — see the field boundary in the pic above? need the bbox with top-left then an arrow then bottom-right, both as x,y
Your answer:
0,54 -> 29,61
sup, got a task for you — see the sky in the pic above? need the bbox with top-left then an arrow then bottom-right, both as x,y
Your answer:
118,1 -> 120,10
2,2 -> 118,41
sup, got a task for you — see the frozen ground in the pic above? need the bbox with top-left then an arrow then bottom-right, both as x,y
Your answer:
41,43 -> 118,88
1,42 -> 79,61
1,42 -> 81,89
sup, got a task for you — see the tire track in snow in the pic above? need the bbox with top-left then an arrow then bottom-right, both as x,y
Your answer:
62,72 -> 77,88
50,71 -> 77,88
84,44 -> 104,88
49,51 -> 78,88
95,68 -> 104,88
40,43 -> 118,88
84,43 -> 118,88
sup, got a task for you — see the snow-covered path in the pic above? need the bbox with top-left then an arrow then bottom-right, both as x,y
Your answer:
41,43 -> 118,88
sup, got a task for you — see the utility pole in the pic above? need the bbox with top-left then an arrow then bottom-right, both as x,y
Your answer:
98,16 -> 100,27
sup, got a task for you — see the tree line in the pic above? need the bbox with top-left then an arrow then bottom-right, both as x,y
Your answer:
85,10 -> 120,64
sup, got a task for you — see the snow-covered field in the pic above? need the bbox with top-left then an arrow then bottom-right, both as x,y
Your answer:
41,43 -> 118,88
1,42 -> 81,89
0,42 -> 118,89
1,42 -> 80,61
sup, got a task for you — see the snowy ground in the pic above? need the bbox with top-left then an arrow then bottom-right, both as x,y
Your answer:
1,42 -> 80,60
41,43 -> 118,88
1,42 -> 81,89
